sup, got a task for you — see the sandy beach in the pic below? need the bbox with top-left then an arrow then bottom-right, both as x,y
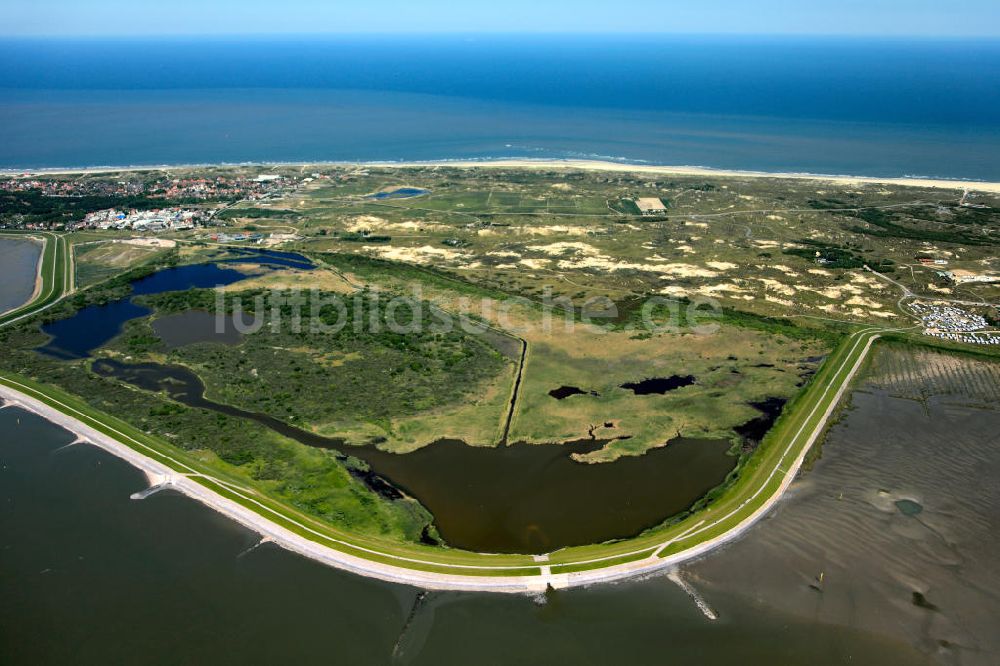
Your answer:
25,236 -> 44,310
382,160 -> 1000,194
6,159 -> 1000,193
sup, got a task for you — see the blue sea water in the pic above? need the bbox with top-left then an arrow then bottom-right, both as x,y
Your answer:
1,36 -> 999,179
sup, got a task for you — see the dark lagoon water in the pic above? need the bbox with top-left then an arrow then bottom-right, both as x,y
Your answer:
0,406 -> 928,666
734,397 -> 788,444
37,263 -> 249,359
2,36 -> 999,180
0,236 -> 41,314
37,251 -> 314,359
150,310 -> 251,349
91,357 -> 737,554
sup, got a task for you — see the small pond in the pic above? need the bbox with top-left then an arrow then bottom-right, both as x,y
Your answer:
151,310 -> 258,350
548,385 -> 598,400
368,187 -> 430,200
620,375 -> 696,395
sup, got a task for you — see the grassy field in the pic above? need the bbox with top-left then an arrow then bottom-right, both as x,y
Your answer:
95,255 -> 829,457
74,238 -> 170,287
0,164 -> 997,579
257,166 -> 999,325
310,251 -> 833,455
117,286 -> 514,448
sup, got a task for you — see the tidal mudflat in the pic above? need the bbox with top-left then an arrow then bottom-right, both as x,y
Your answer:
0,236 -> 41,314
688,345 -> 1000,665
0,402 -> 930,665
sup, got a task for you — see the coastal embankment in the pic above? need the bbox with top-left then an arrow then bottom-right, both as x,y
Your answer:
0,327 -> 883,592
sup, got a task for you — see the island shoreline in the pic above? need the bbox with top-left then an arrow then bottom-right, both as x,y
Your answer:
3,158 -> 999,193
0,331 -> 880,593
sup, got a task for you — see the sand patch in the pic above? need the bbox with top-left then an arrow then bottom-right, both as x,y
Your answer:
552,252 -> 721,278
123,238 -> 176,248
764,295 -> 795,307
845,296 -> 885,309
697,283 -> 749,296
849,273 -> 882,288
646,263 -> 720,278
363,245 -> 469,264
345,215 -> 388,231
810,285 -> 863,299
758,278 -> 797,296
705,261 -> 737,271
515,225 -> 589,237
346,216 -> 448,234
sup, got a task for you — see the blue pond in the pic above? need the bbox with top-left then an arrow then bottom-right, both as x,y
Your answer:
38,252 -> 314,360
368,188 -> 430,200
218,249 -> 316,270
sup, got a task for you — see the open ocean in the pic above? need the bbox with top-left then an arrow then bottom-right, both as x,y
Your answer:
1,35 -> 999,179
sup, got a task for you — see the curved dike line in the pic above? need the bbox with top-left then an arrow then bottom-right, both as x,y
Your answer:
0,327 -> 884,592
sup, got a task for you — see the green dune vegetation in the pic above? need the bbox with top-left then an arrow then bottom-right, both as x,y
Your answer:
0,164 -> 997,571
119,286 -> 516,449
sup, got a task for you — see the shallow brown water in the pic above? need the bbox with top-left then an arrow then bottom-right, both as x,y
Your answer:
150,310 -> 251,349
92,357 -> 737,553
0,236 -> 41,314
0,404 -> 930,665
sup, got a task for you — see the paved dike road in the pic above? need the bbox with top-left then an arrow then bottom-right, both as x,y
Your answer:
0,236 -> 889,592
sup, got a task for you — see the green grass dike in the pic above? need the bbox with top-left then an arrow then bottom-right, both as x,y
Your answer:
0,327 -> 883,577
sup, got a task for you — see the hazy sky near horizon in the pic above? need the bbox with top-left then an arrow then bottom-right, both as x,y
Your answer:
4,0 -> 1000,37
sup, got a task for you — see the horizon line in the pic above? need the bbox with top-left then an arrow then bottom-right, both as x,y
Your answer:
3,31 -> 1000,40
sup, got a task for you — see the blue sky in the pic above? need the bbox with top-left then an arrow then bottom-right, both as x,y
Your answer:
4,0 -> 1000,37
